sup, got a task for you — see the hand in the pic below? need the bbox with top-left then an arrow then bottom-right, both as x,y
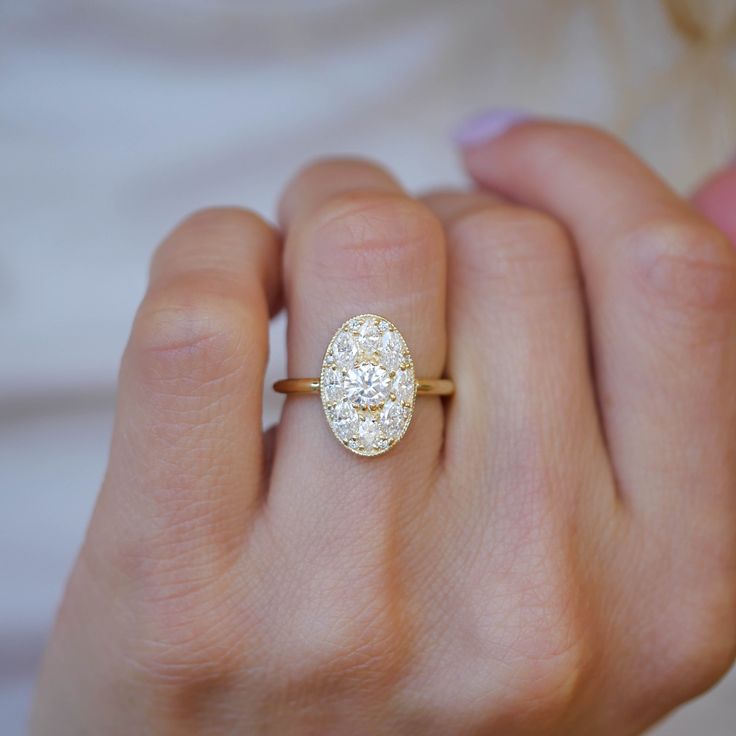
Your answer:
30,120 -> 736,735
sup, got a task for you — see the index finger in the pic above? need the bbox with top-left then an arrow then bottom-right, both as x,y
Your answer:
461,118 -> 736,535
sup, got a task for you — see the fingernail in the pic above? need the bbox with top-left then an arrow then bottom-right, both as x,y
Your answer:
451,108 -> 532,148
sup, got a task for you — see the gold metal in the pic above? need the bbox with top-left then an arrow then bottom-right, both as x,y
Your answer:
272,378 -> 321,394
273,377 -> 454,396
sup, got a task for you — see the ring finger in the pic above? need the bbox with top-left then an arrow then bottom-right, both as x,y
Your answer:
268,158 -> 448,534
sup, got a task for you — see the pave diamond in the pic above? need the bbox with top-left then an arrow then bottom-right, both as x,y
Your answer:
321,314 -> 415,456
345,363 -> 391,407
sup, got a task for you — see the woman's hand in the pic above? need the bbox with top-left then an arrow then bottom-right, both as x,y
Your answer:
30,120 -> 736,735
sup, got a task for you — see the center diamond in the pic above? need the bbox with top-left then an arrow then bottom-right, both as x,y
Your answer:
345,362 -> 391,408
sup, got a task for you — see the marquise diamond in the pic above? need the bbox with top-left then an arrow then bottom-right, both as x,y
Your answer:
393,369 -> 415,404
381,330 -> 403,372
332,400 -> 359,440
358,417 -> 380,447
332,330 -> 357,369
322,367 -> 344,403
357,320 -> 382,355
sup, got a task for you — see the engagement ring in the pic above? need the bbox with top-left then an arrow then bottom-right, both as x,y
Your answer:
274,314 -> 454,457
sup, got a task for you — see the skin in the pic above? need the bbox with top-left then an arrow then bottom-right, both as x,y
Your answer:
30,121 -> 736,735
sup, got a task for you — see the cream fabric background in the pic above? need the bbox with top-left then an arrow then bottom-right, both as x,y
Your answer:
1,1 -> 735,733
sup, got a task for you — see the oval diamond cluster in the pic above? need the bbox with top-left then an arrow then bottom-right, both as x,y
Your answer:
320,314 -> 416,456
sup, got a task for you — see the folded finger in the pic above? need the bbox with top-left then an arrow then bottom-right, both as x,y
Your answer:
461,117 -> 736,554
95,208 -> 281,577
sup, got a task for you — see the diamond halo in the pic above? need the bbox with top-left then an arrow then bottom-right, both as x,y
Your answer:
320,314 -> 416,456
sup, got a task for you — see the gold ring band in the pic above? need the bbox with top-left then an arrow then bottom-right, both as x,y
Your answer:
273,377 -> 454,396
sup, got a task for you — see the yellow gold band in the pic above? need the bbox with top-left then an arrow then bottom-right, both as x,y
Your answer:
273,378 -> 454,396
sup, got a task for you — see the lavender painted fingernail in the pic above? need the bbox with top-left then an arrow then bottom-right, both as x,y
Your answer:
452,108 -> 532,148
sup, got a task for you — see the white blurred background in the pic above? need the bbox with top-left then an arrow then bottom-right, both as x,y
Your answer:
1,1 -> 735,733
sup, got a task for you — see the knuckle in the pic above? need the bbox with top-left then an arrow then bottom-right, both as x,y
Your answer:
427,521 -> 592,725
652,586 -> 736,700
264,549 -> 414,688
155,207 -> 271,273
490,577 -> 591,724
75,546 -> 249,729
174,206 -> 270,245
526,121 -> 623,166
285,592 -> 408,684
450,205 -> 568,258
126,584 -> 246,699
291,156 -> 395,189
449,206 -> 576,296
128,284 -> 262,390
499,568 -> 590,711
426,581 -> 590,727
503,641 -> 588,724
302,191 -> 442,276
493,520 -> 592,714
555,122 -> 621,151
626,218 -> 736,315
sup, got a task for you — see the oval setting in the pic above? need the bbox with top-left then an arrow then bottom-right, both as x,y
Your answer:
320,314 -> 416,456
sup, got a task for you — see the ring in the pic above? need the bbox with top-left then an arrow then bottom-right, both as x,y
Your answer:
274,314 -> 453,457
273,313 -> 454,457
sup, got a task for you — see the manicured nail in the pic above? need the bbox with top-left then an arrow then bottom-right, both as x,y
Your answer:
452,108 -> 532,148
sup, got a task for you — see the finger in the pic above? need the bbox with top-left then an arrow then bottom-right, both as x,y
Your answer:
93,207 -> 281,575
461,120 -> 736,531
692,162 -> 736,246
420,189 -> 608,518
268,158 -> 446,528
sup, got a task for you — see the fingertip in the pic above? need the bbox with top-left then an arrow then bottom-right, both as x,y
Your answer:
451,107 -> 533,149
